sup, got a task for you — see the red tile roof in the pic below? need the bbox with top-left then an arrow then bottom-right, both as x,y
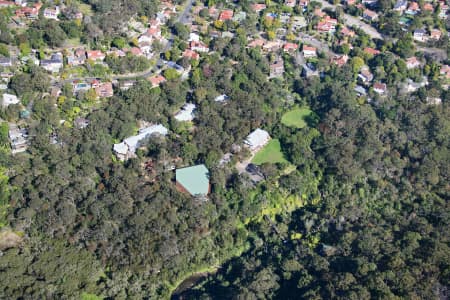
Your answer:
364,47 -> 380,55
251,3 -> 267,11
148,75 -> 166,87
86,50 -> 105,60
183,49 -> 200,60
219,10 -> 233,21
283,42 -> 298,52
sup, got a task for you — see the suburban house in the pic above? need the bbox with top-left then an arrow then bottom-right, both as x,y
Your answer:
95,82 -> 114,98
113,124 -> 169,161
403,77 -> 428,93
251,3 -> 266,12
406,2 -> 420,15
15,3 -> 42,19
86,50 -> 106,62
218,9 -> 233,21
148,75 -> 166,88
107,48 -> 126,57
175,103 -> 196,122
119,80 -> 136,91
413,29 -> 428,42
299,0 -> 309,10
175,164 -> 210,197
393,0 -> 408,12
263,40 -> 282,52
303,45 -> 317,58
332,55 -> 349,67
43,6 -> 60,20
248,38 -> 266,48
245,128 -> 271,152
439,2 -> 448,19
422,3 -> 433,11
430,29 -> 442,40
40,53 -> 63,73
0,1 -> 15,8
8,123 -> 28,154
67,49 -> 86,66
2,93 -> 20,107
302,63 -> 319,78
341,26 -> 356,37
362,0 -> 378,5
233,11 -> 246,22
138,26 -> 162,46
440,65 -> 450,79
270,59 -> 285,77
283,42 -> 298,53
373,82 -> 387,94
364,47 -> 380,56
317,16 -> 337,33
314,8 -> 326,18
0,57 -> 12,67
358,68 -> 374,83
138,41 -> 153,57
190,41 -> 209,53
363,9 -> 379,22
406,56 -> 421,69
426,97 -> 442,105
291,16 -> 307,30
214,94 -> 230,103
183,49 -> 200,60
285,0 -> 296,7
189,32 -> 200,42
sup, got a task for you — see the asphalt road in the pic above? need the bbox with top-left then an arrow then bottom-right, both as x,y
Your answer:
55,0 -> 195,86
298,32 -> 335,56
315,0 -> 384,40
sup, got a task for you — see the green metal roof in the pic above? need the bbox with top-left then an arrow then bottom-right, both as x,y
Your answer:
176,164 -> 210,196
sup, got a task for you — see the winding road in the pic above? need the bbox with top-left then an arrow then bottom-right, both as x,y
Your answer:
55,0 -> 195,86
315,0 -> 384,40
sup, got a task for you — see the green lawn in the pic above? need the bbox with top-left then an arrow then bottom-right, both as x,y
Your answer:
252,139 -> 287,165
281,107 -> 313,129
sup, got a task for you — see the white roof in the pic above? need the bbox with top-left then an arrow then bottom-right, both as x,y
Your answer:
245,129 -> 270,149
175,103 -> 196,122
139,124 -> 169,136
124,124 -> 169,149
113,142 -> 128,155
189,33 -> 200,42
2,93 -> 19,107
114,124 -> 169,155
214,94 -> 229,102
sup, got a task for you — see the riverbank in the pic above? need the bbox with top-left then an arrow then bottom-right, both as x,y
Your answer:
170,267 -> 218,299
168,243 -> 250,299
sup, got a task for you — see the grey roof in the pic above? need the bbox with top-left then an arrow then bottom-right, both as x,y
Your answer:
114,124 -> 169,156
175,103 -> 196,122
245,129 -> 270,150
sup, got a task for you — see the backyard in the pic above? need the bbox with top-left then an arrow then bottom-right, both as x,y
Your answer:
252,139 -> 287,165
281,107 -> 313,128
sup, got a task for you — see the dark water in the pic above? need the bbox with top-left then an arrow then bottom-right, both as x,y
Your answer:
171,272 -> 210,299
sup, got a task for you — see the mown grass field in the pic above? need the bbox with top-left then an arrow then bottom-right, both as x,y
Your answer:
281,107 -> 313,128
252,139 -> 287,165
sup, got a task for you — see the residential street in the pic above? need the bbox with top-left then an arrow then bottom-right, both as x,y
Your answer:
298,32 -> 335,56
315,0 -> 384,40
55,0 -> 195,87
